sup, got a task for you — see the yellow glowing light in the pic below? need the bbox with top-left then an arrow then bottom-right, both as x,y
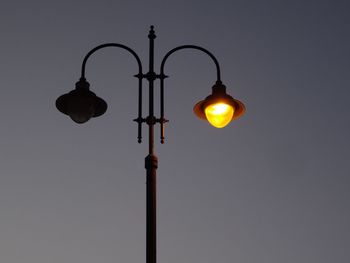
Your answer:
204,102 -> 234,128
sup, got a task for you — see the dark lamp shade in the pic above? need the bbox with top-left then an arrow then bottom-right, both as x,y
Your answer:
56,81 -> 107,124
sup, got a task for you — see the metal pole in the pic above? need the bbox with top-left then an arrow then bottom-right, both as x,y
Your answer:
145,25 -> 158,263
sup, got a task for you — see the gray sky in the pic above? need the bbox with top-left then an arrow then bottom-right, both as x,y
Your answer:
0,0 -> 349,263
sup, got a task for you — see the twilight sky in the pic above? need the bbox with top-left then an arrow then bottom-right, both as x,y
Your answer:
0,0 -> 349,263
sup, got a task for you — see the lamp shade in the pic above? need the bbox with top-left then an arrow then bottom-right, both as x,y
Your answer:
193,82 -> 245,128
56,79 -> 107,124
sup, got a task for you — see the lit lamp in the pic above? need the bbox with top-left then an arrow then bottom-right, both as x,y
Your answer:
193,81 -> 245,128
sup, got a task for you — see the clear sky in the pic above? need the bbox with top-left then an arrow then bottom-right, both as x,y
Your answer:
0,0 -> 349,263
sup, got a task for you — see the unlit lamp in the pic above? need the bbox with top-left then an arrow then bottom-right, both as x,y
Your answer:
55,78 -> 107,124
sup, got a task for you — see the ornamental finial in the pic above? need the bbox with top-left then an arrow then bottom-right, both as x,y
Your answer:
148,25 -> 156,39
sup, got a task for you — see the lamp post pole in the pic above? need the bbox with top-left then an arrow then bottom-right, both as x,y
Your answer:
145,26 -> 158,263
56,25 -> 245,263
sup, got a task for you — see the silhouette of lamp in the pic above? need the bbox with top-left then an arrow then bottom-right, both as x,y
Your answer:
55,26 -> 245,263
56,78 -> 107,124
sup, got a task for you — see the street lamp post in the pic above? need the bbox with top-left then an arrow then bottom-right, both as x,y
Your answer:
56,26 -> 245,263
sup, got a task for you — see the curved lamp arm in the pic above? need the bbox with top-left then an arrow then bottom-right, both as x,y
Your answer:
158,45 -> 222,143
160,45 -> 221,81
80,43 -> 144,143
81,43 -> 143,78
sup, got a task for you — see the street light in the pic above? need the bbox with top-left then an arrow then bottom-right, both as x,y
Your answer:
56,26 -> 245,263
193,81 -> 245,128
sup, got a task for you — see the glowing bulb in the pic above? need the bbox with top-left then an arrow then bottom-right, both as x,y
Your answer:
204,102 -> 234,128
